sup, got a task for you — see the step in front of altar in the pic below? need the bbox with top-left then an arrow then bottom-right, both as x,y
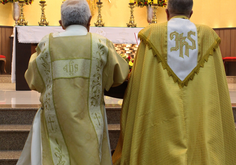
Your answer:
0,105 -> 121,165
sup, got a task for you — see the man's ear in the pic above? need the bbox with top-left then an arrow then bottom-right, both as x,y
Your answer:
59,20 -> 65,30
86,16 -> 92,32
189,10 -> 193,19
165,9 -> 170,21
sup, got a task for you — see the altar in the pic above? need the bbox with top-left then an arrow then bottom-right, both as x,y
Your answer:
13,26 -> 143,90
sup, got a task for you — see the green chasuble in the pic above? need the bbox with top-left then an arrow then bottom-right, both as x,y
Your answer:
23,33 -> 129,165
112,17 -> 236,165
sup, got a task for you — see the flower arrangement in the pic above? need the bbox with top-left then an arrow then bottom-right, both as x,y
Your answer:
136,0 -> 167,7
0,0 -> 33,5
121,54 -> 134,72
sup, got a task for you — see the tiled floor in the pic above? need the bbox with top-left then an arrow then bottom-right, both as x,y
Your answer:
0,82 -> 235,106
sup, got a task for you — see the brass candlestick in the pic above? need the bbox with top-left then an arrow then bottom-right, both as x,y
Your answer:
151,4 -> 158,24
38,0 -> 49,26
127,3 -> 136,27
17,0 -> 28,26
94,2 -> 105,27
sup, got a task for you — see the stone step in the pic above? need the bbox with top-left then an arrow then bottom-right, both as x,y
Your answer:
0,75 -> 11,83
227,76 -> 236,84
0,105 -> 234,125
233,104 -> 236,122
0,124 -> 120,165
0,107 -> 38,125
0,125 -> 31,151
0,124 -> 120,151
0,106 -> 121,125
0,151 -> 21,165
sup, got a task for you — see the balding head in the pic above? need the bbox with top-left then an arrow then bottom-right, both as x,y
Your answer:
166,0 -> 193,20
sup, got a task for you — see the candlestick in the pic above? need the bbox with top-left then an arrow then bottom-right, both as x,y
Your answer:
17,0 -> 28,26
94,2 -> 105,27
38,0 -> 49,26
127,3 -> 136,27
151,4 -> 158,24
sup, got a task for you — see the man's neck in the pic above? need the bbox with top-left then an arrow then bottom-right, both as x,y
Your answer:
58,25 -> 88,37
169,14 -> 190,20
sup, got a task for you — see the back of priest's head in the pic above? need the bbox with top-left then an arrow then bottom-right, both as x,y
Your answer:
167,0 -> 193,17
61,0 -> 91,28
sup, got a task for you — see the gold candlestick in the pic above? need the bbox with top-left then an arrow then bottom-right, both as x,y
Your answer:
38,0 -> 49,26
94,2 -> 105,27
151,4 -> 158,24
17,0 -> 28,26
127,3 -> 136,27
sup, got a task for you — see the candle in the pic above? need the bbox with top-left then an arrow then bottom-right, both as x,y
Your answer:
153,0 -> 157,4
130,0 -> 134,3
98,0 -> 101,2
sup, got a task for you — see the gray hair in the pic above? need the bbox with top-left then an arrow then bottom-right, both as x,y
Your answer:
168,0 -> 193,16
61,0 -> 91,28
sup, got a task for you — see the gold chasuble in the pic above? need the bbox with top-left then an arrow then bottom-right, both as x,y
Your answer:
19,33 -> 129,165
112,16 -> 236,165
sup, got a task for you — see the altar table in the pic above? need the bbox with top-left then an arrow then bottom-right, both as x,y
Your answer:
13,26 -> 143,90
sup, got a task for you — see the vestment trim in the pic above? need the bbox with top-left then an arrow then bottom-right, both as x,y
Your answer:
138,23 -> 221,88
35,33 -> 70,164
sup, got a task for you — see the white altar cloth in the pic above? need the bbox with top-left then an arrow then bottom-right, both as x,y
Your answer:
12,26 -> 143,83
17,26 -> 142,44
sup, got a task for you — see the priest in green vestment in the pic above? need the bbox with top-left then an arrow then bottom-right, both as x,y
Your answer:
112,0 -> 236,164
17,0 -> 129,165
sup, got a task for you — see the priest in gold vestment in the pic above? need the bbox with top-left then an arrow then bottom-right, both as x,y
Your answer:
17,0 -> 129,165
112,0 -> 236,164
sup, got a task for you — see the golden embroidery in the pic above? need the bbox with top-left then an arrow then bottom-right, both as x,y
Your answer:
93,113 -> 102,126
90,40 -> 106,106
36,37 -> 69,164
54,138 -> 66,165
47,116 -> 57,133
187,31 -> 196,50
170,31 -> 180,52
40,54 -> 50,76
63,60 -> 79,76
170,31 -> 196,58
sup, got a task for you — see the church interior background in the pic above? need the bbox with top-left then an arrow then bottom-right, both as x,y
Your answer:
0,0 -> 235,164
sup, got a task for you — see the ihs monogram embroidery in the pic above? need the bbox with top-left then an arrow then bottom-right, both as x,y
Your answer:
63,60 -> 79,76
170,31 -> 196,58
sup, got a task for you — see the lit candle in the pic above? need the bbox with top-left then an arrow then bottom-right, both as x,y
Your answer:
130,0 -> 134,3
153,0 -> 157,4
